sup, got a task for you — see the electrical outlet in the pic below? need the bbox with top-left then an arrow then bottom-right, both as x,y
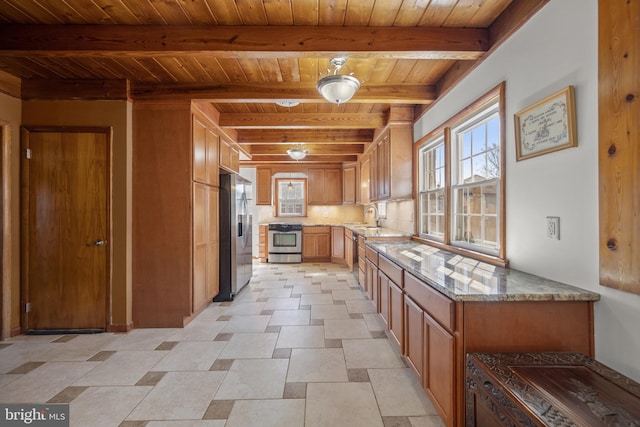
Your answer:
546,216 -> 560,239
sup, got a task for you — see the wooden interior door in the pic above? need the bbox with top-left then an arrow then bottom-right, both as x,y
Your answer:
22,127 -> 109,331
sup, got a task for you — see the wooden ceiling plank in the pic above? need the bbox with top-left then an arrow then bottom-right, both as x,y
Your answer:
344,0 -> 375,26
149,0 -> 194,25
264,0 -> 294,25
0,69 -> 21,98
3,0 -> 64,24
44,0 -> 113,24
249,143 -> 364,155
116,0 -> 167,24
292,0 -> 318,25
219,112 -> 385,129
0,56 -> 49,79
205,0 -> 243,24
418,0 -> 456,26
369,0 -> 403,26
177,0 -> 218,24
443,0 -> 485,27
278,58 -> 300,82
236,128 -> 374,143
0,25 -> 489,60
128,81 -> 436,102
235,0 -> 269,24
135,57 -> 179,82
318,0 -> 347,25
242,154 -> 358,163
469,0 -> 512,27
115,57 -> 163,82
257,58 -> 284,82
0,1 -> 39,24
90,0 -> 142,24
155,57 -> 199,82
216,58 -> 249,81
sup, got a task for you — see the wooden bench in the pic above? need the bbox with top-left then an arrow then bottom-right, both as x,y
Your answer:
465,352 -> 640,426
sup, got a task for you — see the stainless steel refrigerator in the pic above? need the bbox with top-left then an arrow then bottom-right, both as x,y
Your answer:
214,173 -> 253,301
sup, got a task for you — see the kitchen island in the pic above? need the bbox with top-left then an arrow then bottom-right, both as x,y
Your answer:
363,240 -> 600,427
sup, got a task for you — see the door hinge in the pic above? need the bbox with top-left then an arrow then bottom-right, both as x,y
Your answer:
25,148 -> 32,159
25,302 -> 31,313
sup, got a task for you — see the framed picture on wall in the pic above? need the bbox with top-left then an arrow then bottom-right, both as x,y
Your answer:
514,86 -> 577,161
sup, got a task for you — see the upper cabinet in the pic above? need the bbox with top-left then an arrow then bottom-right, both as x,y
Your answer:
342,162 -> 359,204
360,155 -> 371,205
219,137 -> 239,174
365,123 -> 413,202
308,168 -> 343,205
256,167 -> 272,205
192,113 -> 220,187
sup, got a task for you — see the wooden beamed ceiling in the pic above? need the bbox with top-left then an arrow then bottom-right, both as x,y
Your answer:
0,0 -> 550,165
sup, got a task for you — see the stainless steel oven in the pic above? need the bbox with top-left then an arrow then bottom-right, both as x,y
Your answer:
268,223 -> 302,263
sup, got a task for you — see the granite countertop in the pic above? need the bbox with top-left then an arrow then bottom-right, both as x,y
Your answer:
367,241 -> 600,303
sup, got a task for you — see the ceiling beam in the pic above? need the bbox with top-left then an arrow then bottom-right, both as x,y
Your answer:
236,129 -> 374,144
242,154 -> 358,164
0,25 -> 489,60
130,82 -> 436,104
248,143 -> 364,155
219,112 -> 386,129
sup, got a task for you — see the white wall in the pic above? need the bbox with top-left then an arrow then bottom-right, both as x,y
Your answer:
414,0 -> 640,381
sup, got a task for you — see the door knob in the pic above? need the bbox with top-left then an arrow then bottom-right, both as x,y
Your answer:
91,240 -> 106,246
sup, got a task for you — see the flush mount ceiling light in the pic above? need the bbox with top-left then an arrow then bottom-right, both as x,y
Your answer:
275,99 -> 300,107
287,147 -> 308,161
316,58 -> 360,105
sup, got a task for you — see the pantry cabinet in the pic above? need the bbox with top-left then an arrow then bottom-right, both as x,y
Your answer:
133,101 -> 221,328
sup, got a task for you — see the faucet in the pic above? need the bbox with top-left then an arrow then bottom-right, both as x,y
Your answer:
367,205 -> 381,227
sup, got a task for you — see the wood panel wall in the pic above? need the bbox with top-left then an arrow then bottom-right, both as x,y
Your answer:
598,0 -> 640,294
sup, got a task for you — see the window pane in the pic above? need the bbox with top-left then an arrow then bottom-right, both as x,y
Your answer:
484,217 -> 497,248
487,116 -> 499,149
472,124 -> 485,155
466,185 -> 482,214
462,133 -> 472,158
472,155 -> 486,181
461,158 -> 472,183
483,183 -> 497,214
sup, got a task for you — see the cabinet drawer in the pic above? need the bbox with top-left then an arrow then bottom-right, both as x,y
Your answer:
358,246 -> 365,260
358,235 -> 365,248
379,255 -> 403,287
303,226 -> 331,234
404,271 -> 455,333
365,246 -> 378,265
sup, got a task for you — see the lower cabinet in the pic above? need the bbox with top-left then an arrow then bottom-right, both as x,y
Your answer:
258,224 -> 268,262
331,226 -> 345,265
365,258 -> 378,310
378,271 -> 390,327
193,183 -> 219,313
404,295 -> 424,383
388,280 -> 404,352
424,312 -> 455,427
303,226 -> 331,261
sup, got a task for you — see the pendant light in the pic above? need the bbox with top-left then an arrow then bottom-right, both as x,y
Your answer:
317,58 -> 360,105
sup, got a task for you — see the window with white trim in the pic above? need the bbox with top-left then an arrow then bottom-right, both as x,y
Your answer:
276,178 -> 306,217
416,84 -> 505,261
418,136 -> 446,239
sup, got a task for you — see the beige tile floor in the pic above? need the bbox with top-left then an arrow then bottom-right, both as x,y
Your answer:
0,262 -> 445,427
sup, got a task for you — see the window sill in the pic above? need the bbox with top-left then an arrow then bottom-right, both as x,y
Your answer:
412,236 -> 509,268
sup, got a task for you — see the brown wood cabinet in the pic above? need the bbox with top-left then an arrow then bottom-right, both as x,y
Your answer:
342,163 -> 358,204
219,137 -> 239,174
133,101 -> 221,328
303,226 -> 331,261
258,224 -> 268,262
361,243 -> 596,427
331,226 -> 345,264
193,183 -> 219,313
360,156 -> 370,205
367,124 -> 413,201
256,168 -> 272,205
308,168 -> 343,205
344,229 -> 354,271
192,115 -> 219,187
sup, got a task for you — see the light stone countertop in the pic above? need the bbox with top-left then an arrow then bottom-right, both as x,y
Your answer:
367,240 -> 600,302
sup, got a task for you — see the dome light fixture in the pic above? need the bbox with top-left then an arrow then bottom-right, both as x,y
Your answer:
287,146 -> 308,161
275,99 -> 300,107
316,58 -> 360,105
